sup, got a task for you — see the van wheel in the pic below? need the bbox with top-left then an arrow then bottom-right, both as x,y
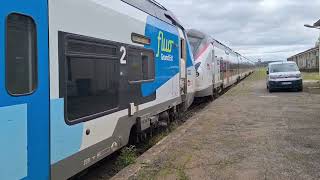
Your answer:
208,95 -> 214,102
269,88 -> 274,93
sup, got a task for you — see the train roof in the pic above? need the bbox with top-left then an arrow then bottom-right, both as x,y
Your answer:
187,29 -> 207,39
212,39 -> 234,53
187,29 -> 256,63
122,0 -> 184,29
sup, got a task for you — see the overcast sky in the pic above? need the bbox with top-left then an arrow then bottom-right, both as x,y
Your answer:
157,0 -> 320,62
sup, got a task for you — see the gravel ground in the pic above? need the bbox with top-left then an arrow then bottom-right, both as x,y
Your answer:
112,71 -> 320,180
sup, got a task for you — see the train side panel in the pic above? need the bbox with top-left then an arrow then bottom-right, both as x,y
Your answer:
195,45 -> 215,97
228,51 -> 240,86
48,0 -> 186,179
0,1 -> 50,180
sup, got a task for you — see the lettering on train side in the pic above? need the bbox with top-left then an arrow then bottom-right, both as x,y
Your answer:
156,31 -> 174,61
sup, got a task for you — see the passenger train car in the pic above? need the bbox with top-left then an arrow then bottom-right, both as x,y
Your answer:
187,29 -> 254,99
0,0 -> 196,179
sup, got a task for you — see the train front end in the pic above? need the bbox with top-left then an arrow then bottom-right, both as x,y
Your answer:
187,29 -> 214,98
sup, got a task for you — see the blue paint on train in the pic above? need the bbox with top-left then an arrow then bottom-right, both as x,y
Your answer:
0,1 -> 50,179
0,104 -> 28,180
50,99 -> 84,164
186,39 -> 195,68
142,16 -> 180,97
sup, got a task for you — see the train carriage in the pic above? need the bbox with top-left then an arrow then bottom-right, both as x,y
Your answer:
187,29 -> 223,98
187,29 -> 254,99
0,0 -> 196,179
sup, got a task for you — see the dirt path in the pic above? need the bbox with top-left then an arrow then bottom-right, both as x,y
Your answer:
113,72 -> 320,180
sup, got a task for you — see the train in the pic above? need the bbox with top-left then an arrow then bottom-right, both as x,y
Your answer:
187,29 -> 255,99
0,1 -> 254,180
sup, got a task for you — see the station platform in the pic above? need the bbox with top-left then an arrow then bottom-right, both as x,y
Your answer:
112,72 -> 320,180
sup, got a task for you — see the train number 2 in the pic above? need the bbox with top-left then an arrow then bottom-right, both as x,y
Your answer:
120,46 -> 127,64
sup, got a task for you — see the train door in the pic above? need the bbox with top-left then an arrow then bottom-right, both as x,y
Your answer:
225,53 -> 230,85
212,49 -> 221,85
0,1 -> 49,180
178,28 -> 187,97
220,57 -> 224,83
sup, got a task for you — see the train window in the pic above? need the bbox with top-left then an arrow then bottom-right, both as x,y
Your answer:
128,48 -> 155,83
6,13 -> 37,95
62,35 -> 120,122
188,36 -> 202,56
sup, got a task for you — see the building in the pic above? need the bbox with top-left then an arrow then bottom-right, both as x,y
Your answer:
287,47 -> 319,72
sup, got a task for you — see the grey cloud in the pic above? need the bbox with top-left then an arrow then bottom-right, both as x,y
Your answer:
157,0 -> 320,61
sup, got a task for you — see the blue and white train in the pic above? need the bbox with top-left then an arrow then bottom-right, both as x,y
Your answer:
0,1 -> 196,179
187,29 -> 254,99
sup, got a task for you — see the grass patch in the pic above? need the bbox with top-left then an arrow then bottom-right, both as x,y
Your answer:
115,145 -> 137,170
302,72 -> 320,81
177,168 -> 189,180
115,122 -> 182,174
138,121 -> 181,153
248,68 -> 267,81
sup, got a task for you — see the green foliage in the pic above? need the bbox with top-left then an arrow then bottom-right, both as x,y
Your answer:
115,145 -> 137,170
177,168 -> 189,180
302,72 -> 320,81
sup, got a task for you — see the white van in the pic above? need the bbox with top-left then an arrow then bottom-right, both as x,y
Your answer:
267,61 -> 303,92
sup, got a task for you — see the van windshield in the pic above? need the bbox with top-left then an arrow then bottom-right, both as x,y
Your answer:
270,63 -> 299,73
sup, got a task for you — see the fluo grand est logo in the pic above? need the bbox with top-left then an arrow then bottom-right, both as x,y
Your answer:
156,31 -> 174,61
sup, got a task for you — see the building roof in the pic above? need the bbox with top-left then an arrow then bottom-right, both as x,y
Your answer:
288,47 -> 318,59
314,19 -> 320,27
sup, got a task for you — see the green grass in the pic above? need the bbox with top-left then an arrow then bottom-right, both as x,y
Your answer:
248,68 -> 267,81
115,122 -> 181,174
115,145 -> 138,171
302,72 -> 320,81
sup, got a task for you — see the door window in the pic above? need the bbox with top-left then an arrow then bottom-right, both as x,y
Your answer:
6,13 -> 37,95
62,35 -> 120,122
128,48 -> 155,83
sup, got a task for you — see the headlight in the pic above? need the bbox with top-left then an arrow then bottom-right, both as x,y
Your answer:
295,74 -> 302,78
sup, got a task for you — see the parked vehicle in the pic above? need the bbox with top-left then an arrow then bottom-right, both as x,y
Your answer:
267,61 -> 303,92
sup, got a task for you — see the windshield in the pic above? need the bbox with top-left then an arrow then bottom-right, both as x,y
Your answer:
270,63 -> 299,73
188,36 -> 203,57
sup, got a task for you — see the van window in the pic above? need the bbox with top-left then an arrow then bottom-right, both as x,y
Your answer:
6,13 -> 37,95
270,63 -> 299,73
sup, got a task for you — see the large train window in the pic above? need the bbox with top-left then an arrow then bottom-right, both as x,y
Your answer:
61,34 -> 120,122
128,47 -> 155,83
188,36 -> 202,57
6,13 -> 38,96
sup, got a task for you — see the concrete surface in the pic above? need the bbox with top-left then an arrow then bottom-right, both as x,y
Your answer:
112,72 -> 320,180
